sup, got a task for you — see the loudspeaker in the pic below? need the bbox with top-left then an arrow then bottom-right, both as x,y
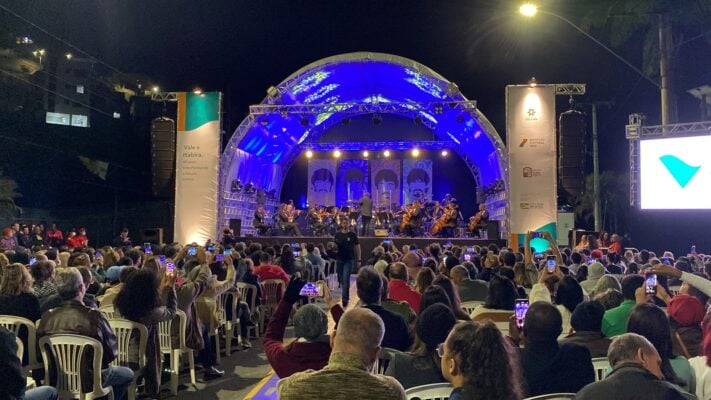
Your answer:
151,117 -> 176,198
558,110 -> 586,200
229,219 -> 242,237
373,229 -> 389,237
141,228 -> 164,245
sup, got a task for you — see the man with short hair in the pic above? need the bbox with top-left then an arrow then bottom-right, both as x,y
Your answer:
575,333 -> 689,399
387,262 -> 421,313
358,192 -> 373,236
356,268 -> 410,351
450,265 -> 488,302
602,275 -> 645,337
253,251 -> 289,285
560,301 -> 611,358
513,302 -> 594,396
38,268 -> 133,400
333,219 -> 360,307
278,308 -> 407,400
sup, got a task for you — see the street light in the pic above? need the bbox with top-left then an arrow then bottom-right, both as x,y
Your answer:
519,3 -> 537,17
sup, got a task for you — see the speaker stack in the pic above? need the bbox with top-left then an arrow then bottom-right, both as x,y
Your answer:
151,117 -> 176,198
558,110 -> 586,202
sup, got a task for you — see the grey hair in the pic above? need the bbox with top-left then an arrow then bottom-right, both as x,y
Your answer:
293,304 -> 328,340
607,333 -> 656,367
55,267 -> 84,300
334,308 -> 384,353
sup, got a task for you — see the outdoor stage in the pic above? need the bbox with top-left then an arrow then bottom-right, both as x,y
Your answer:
237,235 -> 506,259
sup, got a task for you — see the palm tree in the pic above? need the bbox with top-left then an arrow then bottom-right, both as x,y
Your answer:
0,170 -> 21,218
574,171 -> 628,234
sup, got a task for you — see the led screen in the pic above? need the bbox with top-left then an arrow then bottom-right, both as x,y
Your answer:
640,135 -> 711,209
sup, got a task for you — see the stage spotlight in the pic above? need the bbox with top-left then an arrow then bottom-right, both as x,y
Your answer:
528,77 -> 537,87
412,149 -> 420,157
373,114 -> 382,125
300,116 -> 309,127
362,150 -> 369,157
279,108 -> 289,118
441,150 -> 449,157
306,150 -> 313,158
152,86 -> 160,93
193,87 -> 203,95
434,104 -> 444,115
383,150 -> 391,158
333,150 -> 341,158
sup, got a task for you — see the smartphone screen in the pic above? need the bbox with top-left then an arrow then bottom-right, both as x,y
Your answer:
214,254 -> 224,262
95,251 -> 102,258
422,257 -> 427,264
383,240 -> 391,245
291,242 -> 299,248
29,257 -> 36,266
144,242 -> 152,253
299,282 -> 323,297
464,254 -> 471,262
662,257 -> 670,265
691,245 -> 696,254
534,252 -> 543,260
645,273 -> 657,294
224,249 -> 232,255
515,299 -> 529,328
207,245 -> 216,252
466,246 -> 474,253
159,255 -> 166,263
187,247 -> 197,256
532,232 -> 542,238
166,261 -> 175,273
587,257 -> 594,264
546,256 -> 556,272
293,250 -> 300,257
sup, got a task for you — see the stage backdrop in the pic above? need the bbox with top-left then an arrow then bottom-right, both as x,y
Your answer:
506,85 -> 557,249
337,159 -> 369,206
371,159 -> 401,208
403,159 -> 432,204
174,91 -> 222,244
307,159 -> 337,207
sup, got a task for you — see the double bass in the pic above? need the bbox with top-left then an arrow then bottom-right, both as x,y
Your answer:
400,202 -> 421,231
468,205 -> 486,231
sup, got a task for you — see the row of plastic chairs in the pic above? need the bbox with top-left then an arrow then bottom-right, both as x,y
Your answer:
404,383 -> 577,400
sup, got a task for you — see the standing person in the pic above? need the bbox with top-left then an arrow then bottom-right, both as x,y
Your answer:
358,192 -> 373,237
334,219 -> 360,308
112,228 -> 131,248
45,224 -> 64,248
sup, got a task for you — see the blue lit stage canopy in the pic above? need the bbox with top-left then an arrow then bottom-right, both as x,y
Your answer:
219,52 -> 508,223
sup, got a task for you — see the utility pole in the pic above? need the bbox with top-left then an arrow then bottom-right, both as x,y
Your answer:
659,13 -> 677,125
579,101 -> 612,233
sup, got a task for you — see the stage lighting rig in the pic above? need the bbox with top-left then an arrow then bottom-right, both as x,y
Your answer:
244,182 -> 256,194
412,148 -> 420,157
230,179 -> 243,193
383,150 -> 391,157
306,150 -> 314,158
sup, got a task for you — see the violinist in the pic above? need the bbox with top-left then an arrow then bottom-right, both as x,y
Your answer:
278,201 -> 302,236
254,204 -> 271,236
307,205 -> 327,236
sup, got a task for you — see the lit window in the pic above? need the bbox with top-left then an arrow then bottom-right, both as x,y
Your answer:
76,85 -> 85,94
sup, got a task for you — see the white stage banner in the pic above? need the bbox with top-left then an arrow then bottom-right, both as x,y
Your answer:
174,91 -> 221,245
307,159 -> 337,207
371,159 -> 401,208
403,159 -> 432,205
506,85 -> 557,242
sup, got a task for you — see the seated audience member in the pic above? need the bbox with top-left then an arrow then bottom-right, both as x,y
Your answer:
115,268 -> 176,394
388,262 -> 421,313
511,302 -> 594,396
469,275 -> 517,319
38,268 -> 134,400
432,275 -> 471,320
450,265 -> 488,302
380,275 -> 416,325
576,333 -> 690,400
414,267 -> 435,294
0,263 -> 41,324
689,314 -> 711,400
602,275 -> 644,337
654,262 -> 711,298
30,261 -> 57,301
627,303 -> 695,392
400,250 -> 422,281
385,304 -> 456,389
594,288 -> 624,310
356,267 -> 410,351
0,326 -> 58,400
591,275 -> 622,298
240,258 -> 262,307
580,262 -> 606,294
278,308 -> 407,400
668,294 -> 705,357
253,251 -> 289,285
96,266 -> 133,307
264,277 -> 339,378
560,301 -> 611,357
440,320 -> 524,400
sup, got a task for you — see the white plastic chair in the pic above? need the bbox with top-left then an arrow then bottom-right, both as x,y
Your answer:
222,291 -> 240,356
109,319 -> 148,400
373,347 -> 402,375
591,357 -> 610,381
237,282 -> 260,339
260,279 -> 285,332
471,311 -> 513,337
405,382 -> 454,400
157,309 -> 196,395
98,305 -> 117,320
15,336 -> 23,360
39,334 -> 114,400
0,315 -> 42,372
460,301 -> 484,315
523,394 -> 576,400
214,292 -> 228,363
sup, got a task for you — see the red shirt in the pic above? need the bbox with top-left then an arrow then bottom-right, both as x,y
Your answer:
388,279 -> 422,314
608,242 -> 622,255
253,264 -> 290,285
66,236 -> 83,249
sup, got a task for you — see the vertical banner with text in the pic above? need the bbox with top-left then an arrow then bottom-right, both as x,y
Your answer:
507,85 -> 557,246
174,92 -> 221,244
370,159 -> 401,208
307,159 -> 337,207
403,159 -> 433,204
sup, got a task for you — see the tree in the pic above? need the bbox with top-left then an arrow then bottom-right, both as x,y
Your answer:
0,170 -> 21,218
574,171 -> 628,234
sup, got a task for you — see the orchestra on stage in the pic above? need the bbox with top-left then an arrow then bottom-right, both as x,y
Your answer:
253,192 -> 490,238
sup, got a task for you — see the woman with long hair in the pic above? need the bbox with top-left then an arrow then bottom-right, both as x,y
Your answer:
433,275 -> 471,320
414,268 -> 435,294
279,244 -> 296,275
555,276 -> 585,336
628,303 -> 695,392
419,285 -> 453,314
115,268 -> 176,397
469,275 -> 517,319
440,321 -> 524,400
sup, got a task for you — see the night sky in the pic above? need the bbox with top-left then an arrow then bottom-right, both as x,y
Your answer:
2,0 -> 710,251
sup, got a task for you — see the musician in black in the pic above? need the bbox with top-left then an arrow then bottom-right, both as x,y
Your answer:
307,206 -> 327,236
253,205 -> 271,236
442,200 -> 460,237
469,203 -> 489,238
403,199 -> 424,238
358,192 -> 373,236
278,202 -> 302,236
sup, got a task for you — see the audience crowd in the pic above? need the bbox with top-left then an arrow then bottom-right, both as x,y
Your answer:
2,222 -> 711,400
